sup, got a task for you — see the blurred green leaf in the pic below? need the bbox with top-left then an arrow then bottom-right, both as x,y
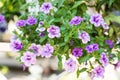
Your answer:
71,1 -> 85,9
109,27 -> 114,37
58,55 -> 63,70
77,68 -> 87,78
105,14 -> 120,24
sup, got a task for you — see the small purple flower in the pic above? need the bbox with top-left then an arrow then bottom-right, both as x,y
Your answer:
78,31 -> 90,44
10,40 -> 23,51
16,20 -> 26,27
39,32 -> 45,37
114,61 -> 120,70
39,21 -> 44,27
40,2 -> 52,14
85,43 -> 99,53
70,16 -> 84,26
85,44 -> 93,53
21,51 -> 36,66
64,58 -> 76,72
27,16 -> 37,26
72,47 -> 83,57
29,44 -> 41,56
101,22 -> 109,30
90,14 -> 104,27
92,66 -> 105,79
105,40 -> 114,48
0,15 -> 5,23
47,25 -> 61,38
41,44 -> 54,58
92,43 -> 99,51
100,52 -> 109,66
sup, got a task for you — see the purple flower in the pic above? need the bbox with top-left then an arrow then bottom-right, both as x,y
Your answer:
64,58 -> 76,72
85,44 -> 93,53
100,52 -> 109,66
0,15 -> 5,23
78,31 -> 90,44
39,32 -> 45,37
39,21 -> 44,27
41,44 -> 54,58
27,16 -> 37,26
92,43 -> 99,51
70,16 -> 84,26
90,14 -> 104,27
105,40 -> 114,48
85,43 -> 99,53
29,44 -> 41,56
114,61 -> 120,70
10,40 -> 23,51
16,20 -> 26,27
72,47 -> 83,57
101,22 -> 109,30
21,51 -> 36,66
47,25 -> 61,38
92,66 -> 105,79
40,2 -> 52,14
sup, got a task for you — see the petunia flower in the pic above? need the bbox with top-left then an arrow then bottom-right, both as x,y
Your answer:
21,51 -> 36,66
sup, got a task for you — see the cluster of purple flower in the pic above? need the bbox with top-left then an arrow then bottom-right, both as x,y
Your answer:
85,43 -> 99,53
16,16 -> 37,27
72,43 -> 99,58
11,2 -> 115,79
90,14 -> 109,30
21,43 -> 54,66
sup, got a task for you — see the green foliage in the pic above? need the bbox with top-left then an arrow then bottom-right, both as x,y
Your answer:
0,0 -> 26,20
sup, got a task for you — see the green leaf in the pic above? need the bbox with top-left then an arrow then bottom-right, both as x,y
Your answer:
109,27 -> 114,37
108,0 -> 115,7
77,68 -> 87,78
77,69 -> 80,78
117,51 -> 120,60
39,36 -> 47,43
64,34 -> 69,42
71,1 -> 85,9
105,14 -> 120,24
58,43 -> 66,47
89,61 -> 94,69
57,55 -> 63,70
48,39 -> 54,45
64,45 -> 69,53
79,68 -> 87,73
78,54 -> 92,64
58,0 -> 65,8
